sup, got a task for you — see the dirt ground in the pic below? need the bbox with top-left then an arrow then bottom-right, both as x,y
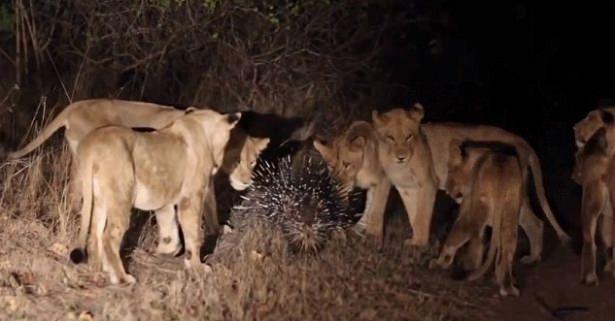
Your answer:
0,147 -> 614,321
495,246 -> 615,321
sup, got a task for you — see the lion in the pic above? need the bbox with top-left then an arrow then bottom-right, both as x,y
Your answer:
313,121 -> 391,241
155,128 -> 270,256
7,99 -> 269,192
320,103 -> 568,258
571,127 -> 615,285
7,98 -> 269,246
573,107 -> 615,150
371,105 -> 439,247
421,116 -> 570,251
436,140 -> 524,297
70,109 -> 240,284
8,99 -> 187,158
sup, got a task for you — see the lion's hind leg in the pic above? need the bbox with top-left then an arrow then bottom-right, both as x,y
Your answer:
604,194 -> 615,276
495,199 -> 520,297
87,194 -> 106,271
460,234 -> 485,271
177,195 -> 204,270
97,163 -> 136,285
518,195 -> 543,264
102,200 -> 135,285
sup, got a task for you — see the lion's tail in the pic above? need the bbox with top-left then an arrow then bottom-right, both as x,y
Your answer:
70,151 -> 94,264
525,145 -> 571,243
8,104 -> 73,159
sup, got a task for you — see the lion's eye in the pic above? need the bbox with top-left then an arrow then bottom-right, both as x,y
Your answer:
386,135 -> 395,142
405,134 -> 413,142
250,160 -> 257,167
342,161 -> 350,169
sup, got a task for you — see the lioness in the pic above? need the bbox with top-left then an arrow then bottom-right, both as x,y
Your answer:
71,109 -> 240,284
7,98 -> 269,243
572,127 -> 615,285
573,107 -> 615,150
372,105 -> 439,247
313,121 -> 391,239
437,140 -> 524,297
8,99 -> 188,158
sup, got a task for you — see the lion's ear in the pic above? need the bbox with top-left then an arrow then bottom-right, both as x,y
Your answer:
226,112 -> 242,127
372,110 -> 387,126
185,106 -> 198,114
255,137 -> 270,152
348,135 -> 366,151
599,109 -> 614,125
407,103 -> 424,122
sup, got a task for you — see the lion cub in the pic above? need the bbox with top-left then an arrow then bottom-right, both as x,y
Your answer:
437,140 -> 524,297
70,109 -> 240,284
572,127 -> 615,285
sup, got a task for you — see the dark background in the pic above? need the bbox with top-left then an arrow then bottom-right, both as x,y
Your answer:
382,0 -> 615,233
2,0 -> 615,232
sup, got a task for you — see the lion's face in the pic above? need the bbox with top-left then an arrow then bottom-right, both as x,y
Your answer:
228,136 -> 270,191
372,104 -> 424,165
444,140 -> 472,203
314,137 -> 362,189
444,140 -> 490,203
573,110 -> 612,149
187,109 -> 241,175
313,121 -> 373,189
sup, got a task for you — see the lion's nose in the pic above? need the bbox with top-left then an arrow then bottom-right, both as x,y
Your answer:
396,155 -> 407,162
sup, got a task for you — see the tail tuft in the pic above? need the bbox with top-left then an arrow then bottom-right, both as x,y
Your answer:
70,248 -> 87,264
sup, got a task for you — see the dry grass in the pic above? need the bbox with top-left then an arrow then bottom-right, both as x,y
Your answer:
0,143 -> 498,321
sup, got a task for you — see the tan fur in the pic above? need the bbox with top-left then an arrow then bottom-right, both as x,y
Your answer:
316,103 -> 568,253
8,99 -> 268,244
313,121 -> 391,242
73,109 -> 240,284
437,141 -> 524,297
572,127 -> 615,285
372,104 -> 438,247
9,99 -> 186,158
422,122 -> 569,249
156,127 -> 269,255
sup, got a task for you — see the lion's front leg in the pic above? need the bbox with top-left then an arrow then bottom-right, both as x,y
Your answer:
604,195 -> 615,276
357,178 -> 391,243
400,178 -> 437,248
202,182 -> 220,236
154,205 -> 181,256
580,184 -> 606,285
177,194 -> 204,269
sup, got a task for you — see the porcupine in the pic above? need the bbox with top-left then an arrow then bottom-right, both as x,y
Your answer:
216,153 -> 356,255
